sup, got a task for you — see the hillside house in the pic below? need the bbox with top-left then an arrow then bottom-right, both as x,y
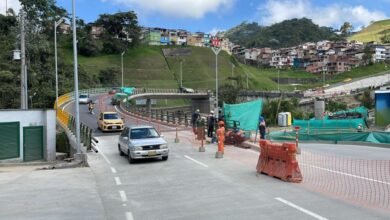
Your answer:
220,38 -> 233,54
177,31 -> 188,46
143,29 -> 161,45
187,33 -> 203,47
90,24 -> 104,39
371,45 -> 387,63
169,31 -> 178,45
386,46 -> 390,60
58,23 -> 71,34
203,34 -> 211,47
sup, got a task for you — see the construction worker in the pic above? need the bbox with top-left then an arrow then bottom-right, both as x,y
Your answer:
207,111 -> 216,138
259,115 -> 266,139
191,109 -> 200,134
216,121 -> 225,156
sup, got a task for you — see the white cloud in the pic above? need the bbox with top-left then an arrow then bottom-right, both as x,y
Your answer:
104,0 -> 234,19
209,27 -> 225,36
0,0 -> 21,15
258,0 -> 387,29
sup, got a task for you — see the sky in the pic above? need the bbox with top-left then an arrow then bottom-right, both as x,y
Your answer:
1,0 -> 390,33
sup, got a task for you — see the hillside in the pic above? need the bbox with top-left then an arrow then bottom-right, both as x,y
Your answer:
225,18 -> 341,48
59,42 -> 390,92
349,19 -> 390,43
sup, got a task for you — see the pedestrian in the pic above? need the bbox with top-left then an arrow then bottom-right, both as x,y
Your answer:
207,111 -> 216,138
191,109 -> 200,134
259,115 -> 266,139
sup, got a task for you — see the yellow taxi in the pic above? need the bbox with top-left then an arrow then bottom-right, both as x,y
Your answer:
97,112 -> 125,132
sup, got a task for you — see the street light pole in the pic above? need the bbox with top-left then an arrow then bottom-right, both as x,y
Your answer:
20,10 -> 27,109
72,0 -> 81,154
180,60 -> 183,88
211,47 -> 221,119
246,72 -> 249,89
277,68 -> 280,91
54,17 -> 65,112
121,51 -> 125,88
231,63 -> 235,86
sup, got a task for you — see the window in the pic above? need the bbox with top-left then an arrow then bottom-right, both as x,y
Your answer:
104,113 -> 120,120
130,128 -> 159,139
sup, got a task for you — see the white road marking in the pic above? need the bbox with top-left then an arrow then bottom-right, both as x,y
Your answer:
275,197 -> 328,220
115,177 -> 122,185
93,144 -> 111,165
111,167 -> 117,174
184,155 -> 209,168
300,163 -> 390,186
62,100 -> 73,111
126,212 -> 134,220
119,191 -> 127,202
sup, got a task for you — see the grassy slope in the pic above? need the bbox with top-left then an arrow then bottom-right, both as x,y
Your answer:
59,40 -> 389,91
349,19 -> 390,43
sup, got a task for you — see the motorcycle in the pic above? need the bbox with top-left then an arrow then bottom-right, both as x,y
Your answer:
88,103 -> 95,114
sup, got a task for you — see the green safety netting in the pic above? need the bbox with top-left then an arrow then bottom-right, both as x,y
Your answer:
293,118 -> 367,132
324,106 -> 368,120
270,130 -> 390,144
121,87 -> 135,95
223,99 -> 263,131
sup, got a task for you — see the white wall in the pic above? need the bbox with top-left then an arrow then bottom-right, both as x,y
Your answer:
0,110 -> 56,161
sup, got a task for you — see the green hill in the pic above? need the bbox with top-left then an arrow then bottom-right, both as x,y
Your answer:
60,41 -> 388,92
349,19 -> 390,43
225,18 -> 341,49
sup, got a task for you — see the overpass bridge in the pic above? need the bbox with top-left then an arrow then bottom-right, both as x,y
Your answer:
127,88 -> 213,114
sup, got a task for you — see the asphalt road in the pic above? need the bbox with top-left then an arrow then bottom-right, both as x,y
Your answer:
65,94 -> 390,219
87,133 -> 390,220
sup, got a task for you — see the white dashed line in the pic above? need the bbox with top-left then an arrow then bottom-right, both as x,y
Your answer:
126,212 -> 134,220
93,144 -> 111,165
300,163 -> 390,186
114,177 -> 122,185
275,197 -> 328,220
184,155 -> 208,168
111,167 -> 117,174
119,191 -> 127,202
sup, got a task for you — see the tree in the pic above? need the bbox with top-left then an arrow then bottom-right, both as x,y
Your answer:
362,46 -> 374,65
381,33 -> 390,43
361,91 -> 374,109
218,84 -> 240,106
98,67 -> 120,86
96,11 -> 141,46
340,22 -> 353,37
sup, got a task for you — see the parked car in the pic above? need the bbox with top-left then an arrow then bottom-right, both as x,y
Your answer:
97,112 -> 124,132
179,86 -> 195,93
79,94 -> 89,104
118,125 -> 169,163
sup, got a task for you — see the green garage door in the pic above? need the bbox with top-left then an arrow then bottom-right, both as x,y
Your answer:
0,122 -> 20,160
23,126 -> 44,162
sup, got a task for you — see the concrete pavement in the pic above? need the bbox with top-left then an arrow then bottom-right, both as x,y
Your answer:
0,166 -> 106,220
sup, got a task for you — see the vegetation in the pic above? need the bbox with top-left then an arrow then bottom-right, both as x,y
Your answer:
225,18 -> 341,49
349,19 -> 390,43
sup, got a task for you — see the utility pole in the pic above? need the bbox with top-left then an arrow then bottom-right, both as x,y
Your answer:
72,0 -> 81,154
20,10 -> 27,109
5,0 -> 7,15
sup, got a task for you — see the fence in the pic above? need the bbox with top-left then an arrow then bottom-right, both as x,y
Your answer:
55,88 -> 111,155
122,104 -> 193,127
298,150 -> 390,210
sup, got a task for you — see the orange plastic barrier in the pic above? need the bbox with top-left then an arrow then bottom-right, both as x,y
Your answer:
256,140 -> 302,182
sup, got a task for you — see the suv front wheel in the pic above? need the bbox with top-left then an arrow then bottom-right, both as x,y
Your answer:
128,150 -> 135,164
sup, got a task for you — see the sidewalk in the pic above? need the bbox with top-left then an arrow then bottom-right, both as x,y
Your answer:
0,165 -> 106,220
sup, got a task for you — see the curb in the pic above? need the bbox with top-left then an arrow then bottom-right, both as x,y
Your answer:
0,161 -> 55,167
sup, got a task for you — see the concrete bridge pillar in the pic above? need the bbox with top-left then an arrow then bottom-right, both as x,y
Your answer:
191,98 -> 212,114
146,99 -> 151,117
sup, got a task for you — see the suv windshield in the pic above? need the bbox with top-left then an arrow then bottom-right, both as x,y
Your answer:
79,94 -> 88,98
130,128 -> 159,139
103,113 -> 120,120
